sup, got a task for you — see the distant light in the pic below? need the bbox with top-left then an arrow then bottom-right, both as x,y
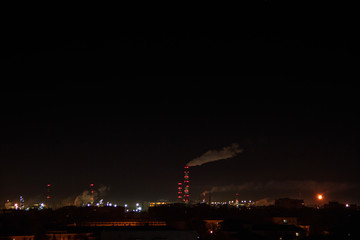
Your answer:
296,232 -> 299,237
136,203 -> 139,207
317,194 -> 323,200
114,204 -> 117,207
126,209 -> 129,212
87,203 -> 90,207
210,230 -> 213,234
124,204 -> 128,207
346,204 -> 349,208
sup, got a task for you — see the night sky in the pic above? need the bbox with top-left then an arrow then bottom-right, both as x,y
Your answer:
1,1 -> 359,207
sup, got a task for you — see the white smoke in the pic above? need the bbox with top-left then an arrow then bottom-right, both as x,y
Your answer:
205,181 -> 354,194
203,180 -> 356,204
73,185 -> 110,206
187,143 -> 243,167
255,198 -> 275,206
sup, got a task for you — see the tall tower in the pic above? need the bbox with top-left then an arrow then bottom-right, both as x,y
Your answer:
183,166 -> 190,203
20,196 -> 25,210
46,184 -> 51,208
177,182 -> 183,202
46,184 -> 51,200
90,183 -> 94,206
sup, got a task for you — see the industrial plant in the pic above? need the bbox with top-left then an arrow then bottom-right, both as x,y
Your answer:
1,145 -> 359,239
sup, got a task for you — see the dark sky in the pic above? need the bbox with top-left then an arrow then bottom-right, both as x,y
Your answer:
1,1 -> 359,207
1,82 -> 359,207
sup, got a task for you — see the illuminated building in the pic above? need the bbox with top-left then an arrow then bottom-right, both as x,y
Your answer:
20,196 -> 24,210
149,201 -> 168,208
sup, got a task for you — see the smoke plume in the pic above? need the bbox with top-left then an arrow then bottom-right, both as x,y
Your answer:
255,198 -> 275,206
204,181 -> 354,194
73,185 -> 110,206
203,180 -> 356,204
187,143 -> 243,167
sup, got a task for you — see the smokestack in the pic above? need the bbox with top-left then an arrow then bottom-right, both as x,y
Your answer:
177,182 -> 183,202
208,192 -> 211,205
183,166 -> 190,204
46,184 -> 51,209
90,183 -> 94,206
203,191 -> 206,204
46,184 -> 51,200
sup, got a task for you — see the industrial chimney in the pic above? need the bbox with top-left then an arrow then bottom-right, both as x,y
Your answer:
90,183 -> 94,206
177,182 -> 183,202
183,166 -> 190,203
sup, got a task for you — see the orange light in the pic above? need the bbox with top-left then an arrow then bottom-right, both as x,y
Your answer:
317,194 -> 323,200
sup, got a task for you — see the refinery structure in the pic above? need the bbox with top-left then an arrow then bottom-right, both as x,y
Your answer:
4,144 -> 351,212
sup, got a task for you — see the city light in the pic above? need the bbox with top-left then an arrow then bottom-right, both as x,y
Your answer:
317,194 -> 323,200
39,203 -> 45,210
